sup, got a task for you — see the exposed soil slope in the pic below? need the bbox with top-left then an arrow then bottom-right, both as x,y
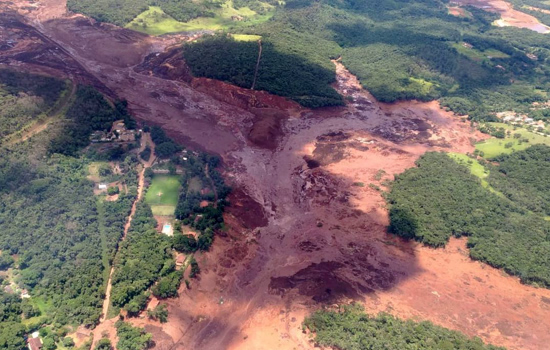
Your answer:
2,1 -> 550,350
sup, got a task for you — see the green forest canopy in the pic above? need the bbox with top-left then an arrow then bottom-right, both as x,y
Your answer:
68,0 -> 550,115
387,147 -> 550,287
177,0 -> 550,115
304,304 -> 504,350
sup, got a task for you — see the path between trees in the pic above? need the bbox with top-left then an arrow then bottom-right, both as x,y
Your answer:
92,133 -> 156,347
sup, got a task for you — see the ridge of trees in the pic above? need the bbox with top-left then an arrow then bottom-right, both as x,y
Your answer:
387,148 -> 550,287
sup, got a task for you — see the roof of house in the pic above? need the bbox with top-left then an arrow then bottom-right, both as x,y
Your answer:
176,254 -> 185,265
28,337 -> 42,350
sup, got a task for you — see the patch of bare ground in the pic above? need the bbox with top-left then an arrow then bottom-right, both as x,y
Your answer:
453,0 -> 550,33
4,2 -> 550,349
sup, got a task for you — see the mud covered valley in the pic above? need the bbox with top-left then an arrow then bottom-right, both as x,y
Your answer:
3,1 -> 550,350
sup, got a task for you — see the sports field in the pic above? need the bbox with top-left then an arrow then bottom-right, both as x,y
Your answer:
145,175 -> 180,215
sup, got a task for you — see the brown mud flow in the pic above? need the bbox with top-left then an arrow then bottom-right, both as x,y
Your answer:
2,1 -> 550,350
453,0 -> 550,33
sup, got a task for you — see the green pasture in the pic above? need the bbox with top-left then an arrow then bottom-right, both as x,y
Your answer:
126,1 -> 274,35
476,122 -> 550,158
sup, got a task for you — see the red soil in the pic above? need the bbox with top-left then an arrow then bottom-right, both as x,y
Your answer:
2,2 -> 550,350
453,0 -> 550,33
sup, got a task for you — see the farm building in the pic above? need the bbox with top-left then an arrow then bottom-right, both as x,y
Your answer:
28,337 -> 42,350
98,183 -> 108,190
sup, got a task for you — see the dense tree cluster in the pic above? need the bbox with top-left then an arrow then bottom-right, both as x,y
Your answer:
110,202 -> 173,310
67,0 -> 223,26
0,72 -> 143,348
173,152 -> 230,252
49,87 -> 133,156
387,149 -> 550,286
304,304 -> 504,350
150,126 -> 182,158
0,70 -> 66,139
183,35 -> 344,108
487,145 -> 550,215
116,321 -> 152,350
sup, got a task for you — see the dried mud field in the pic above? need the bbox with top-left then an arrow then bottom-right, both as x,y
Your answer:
2,1 -> 550,349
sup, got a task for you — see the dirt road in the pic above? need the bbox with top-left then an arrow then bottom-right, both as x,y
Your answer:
93,133 -> 156,348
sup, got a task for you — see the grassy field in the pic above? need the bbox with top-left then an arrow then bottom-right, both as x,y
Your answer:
126,1 -> 274,35
145,175 -> 181,215
231,34 -> 262,41
476,122 -> 550,158
451,43 -> 509,61
447,152 -> 505,197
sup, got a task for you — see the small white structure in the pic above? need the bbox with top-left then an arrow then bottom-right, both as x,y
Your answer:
98,183 -> 108,190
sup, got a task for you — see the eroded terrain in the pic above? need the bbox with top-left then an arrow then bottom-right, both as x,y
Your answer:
2,1 -> 550,349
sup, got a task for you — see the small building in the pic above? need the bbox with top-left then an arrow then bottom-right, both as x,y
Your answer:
175,254 -> 185,267
31,331 -> 40,339
28,337 -> 42,350
98,183 -> 108,190
21,289 -> 30,299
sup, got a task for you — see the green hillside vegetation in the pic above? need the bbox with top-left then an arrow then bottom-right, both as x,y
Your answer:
183,35 -> 344,107
69,0 -> 550,118
0,70 -> 145,347
0,69 -> 66,139
68,0 -> 277,34
126,2 -> 274,35
110,202 -> 173,311
304,304 -> 504,350
387,148 -> 550,287
182,0 -> 550,117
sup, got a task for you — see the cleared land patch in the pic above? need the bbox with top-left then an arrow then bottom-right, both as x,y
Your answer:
145,175 -> 181,215
476,122 -> 550,158
126,1 -> 274,35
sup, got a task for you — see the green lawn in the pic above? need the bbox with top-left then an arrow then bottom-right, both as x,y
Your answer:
451,43 -> 509,61
145,175 -> 180,215
447,152 -> 504,197
126,1 -> 274,35
476,122 -> 550,158
231,34 -> 262,41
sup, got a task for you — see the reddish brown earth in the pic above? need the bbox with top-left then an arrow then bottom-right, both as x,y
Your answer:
3,1 -> 550,350
453,0 -> 550,33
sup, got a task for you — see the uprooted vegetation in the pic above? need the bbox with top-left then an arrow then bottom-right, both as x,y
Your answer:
387,146 -> 550,287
